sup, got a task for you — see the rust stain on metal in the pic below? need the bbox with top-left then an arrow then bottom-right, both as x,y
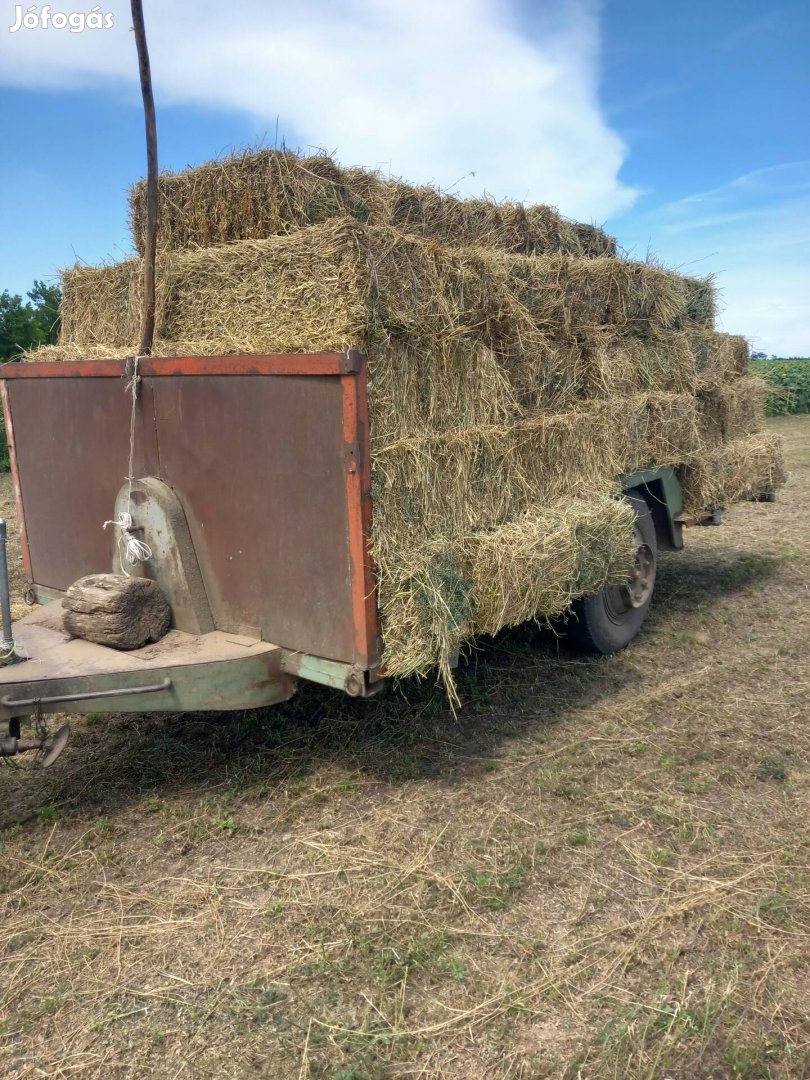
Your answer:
676,511 -> 714,526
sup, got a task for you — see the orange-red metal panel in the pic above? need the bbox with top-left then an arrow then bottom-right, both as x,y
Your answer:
340,351 -> 381,673
0,354 -> 354,380
1,353 -> 380,670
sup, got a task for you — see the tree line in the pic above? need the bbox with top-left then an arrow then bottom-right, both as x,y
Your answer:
0,281 -> 62,362
0,281 -> 62,467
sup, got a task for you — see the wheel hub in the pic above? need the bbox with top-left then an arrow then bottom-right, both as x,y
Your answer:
603,524 -> 656,619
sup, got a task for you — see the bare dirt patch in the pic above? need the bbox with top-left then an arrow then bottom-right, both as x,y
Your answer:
1,416 -> 808,1079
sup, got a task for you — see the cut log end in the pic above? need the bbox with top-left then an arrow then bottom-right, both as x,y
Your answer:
62,573 -> 171,650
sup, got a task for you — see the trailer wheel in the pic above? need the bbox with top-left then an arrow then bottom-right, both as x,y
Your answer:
566,491 -> 656,654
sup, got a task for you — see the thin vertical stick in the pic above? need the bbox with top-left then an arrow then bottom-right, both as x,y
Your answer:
130,0 -> 158,356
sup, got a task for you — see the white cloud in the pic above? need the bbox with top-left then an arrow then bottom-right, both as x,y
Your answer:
611,163 -> 810,357
0,0 -> 637,220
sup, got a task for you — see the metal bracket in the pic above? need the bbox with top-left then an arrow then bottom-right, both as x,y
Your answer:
114,478 -> 215,636
282,652 -> 384,697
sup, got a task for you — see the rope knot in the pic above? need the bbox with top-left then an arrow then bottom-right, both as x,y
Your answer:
102,355 -> 154,575
103,511 -> 153,574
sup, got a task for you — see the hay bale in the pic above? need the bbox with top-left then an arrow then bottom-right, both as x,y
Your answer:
58,260 -> 145,348
376,541 -> 474,690
696,377 -> 767,446
130,150 -> 351,253
375,495 -> 637,687
369,392 -> 700,681
371,393 -> 700,540
683,276 -> 717,326
50,219 -> 715,363
574,328 -> 697,398
679,433 -> 786,513
689,329 -> 750,385
128,148 -> 617,259
467,496 -> 636,635
25,341 -> 129,362
574,222 -> 618,258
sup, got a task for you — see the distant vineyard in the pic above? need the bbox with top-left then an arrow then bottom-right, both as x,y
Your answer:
752,358 -> 810,415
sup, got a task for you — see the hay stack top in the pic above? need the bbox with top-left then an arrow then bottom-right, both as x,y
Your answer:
129,147 -> 617,259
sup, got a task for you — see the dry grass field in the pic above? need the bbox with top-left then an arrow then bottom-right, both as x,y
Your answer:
1,415 -> 808,1080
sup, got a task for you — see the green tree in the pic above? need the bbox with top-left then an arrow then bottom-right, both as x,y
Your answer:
0,281 -> 61,362
28,280 -> 62,343
0,281 -> 62,467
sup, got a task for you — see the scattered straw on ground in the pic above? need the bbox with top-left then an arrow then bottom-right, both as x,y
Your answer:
1,415 -> 807,1079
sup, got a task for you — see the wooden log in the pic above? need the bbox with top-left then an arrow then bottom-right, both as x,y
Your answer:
62,573 -> 171,650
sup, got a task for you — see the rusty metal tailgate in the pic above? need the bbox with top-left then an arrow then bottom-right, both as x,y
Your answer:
0,353 -> 379,673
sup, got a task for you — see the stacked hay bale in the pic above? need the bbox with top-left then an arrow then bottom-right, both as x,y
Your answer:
127,148 -> 617,259
29,150 -> 785,688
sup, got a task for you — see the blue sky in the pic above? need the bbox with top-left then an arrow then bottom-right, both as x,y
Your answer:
1,0 -> 808,354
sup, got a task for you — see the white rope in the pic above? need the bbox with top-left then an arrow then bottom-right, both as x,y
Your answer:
102,356 -> 153,576
103,510 -> 153,573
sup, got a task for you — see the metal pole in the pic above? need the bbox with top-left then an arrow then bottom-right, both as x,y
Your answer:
131,0 -> 158,356
0,519 -> 17,661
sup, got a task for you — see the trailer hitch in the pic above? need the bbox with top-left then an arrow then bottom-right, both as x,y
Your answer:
0,678 -> 172,767
1,717 -> 70,767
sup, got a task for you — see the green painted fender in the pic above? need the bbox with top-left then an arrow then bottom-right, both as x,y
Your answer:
620,466 -> 684,551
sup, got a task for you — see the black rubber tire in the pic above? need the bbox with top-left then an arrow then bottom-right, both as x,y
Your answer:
565,491 -> 657,654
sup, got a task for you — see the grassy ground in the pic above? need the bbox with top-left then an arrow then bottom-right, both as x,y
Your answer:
1,415 -> 808,1080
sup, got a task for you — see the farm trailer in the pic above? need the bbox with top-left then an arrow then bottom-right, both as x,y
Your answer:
0,351 -> 709,765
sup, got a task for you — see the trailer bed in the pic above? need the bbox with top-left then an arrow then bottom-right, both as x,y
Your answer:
0,602 -> 294,720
